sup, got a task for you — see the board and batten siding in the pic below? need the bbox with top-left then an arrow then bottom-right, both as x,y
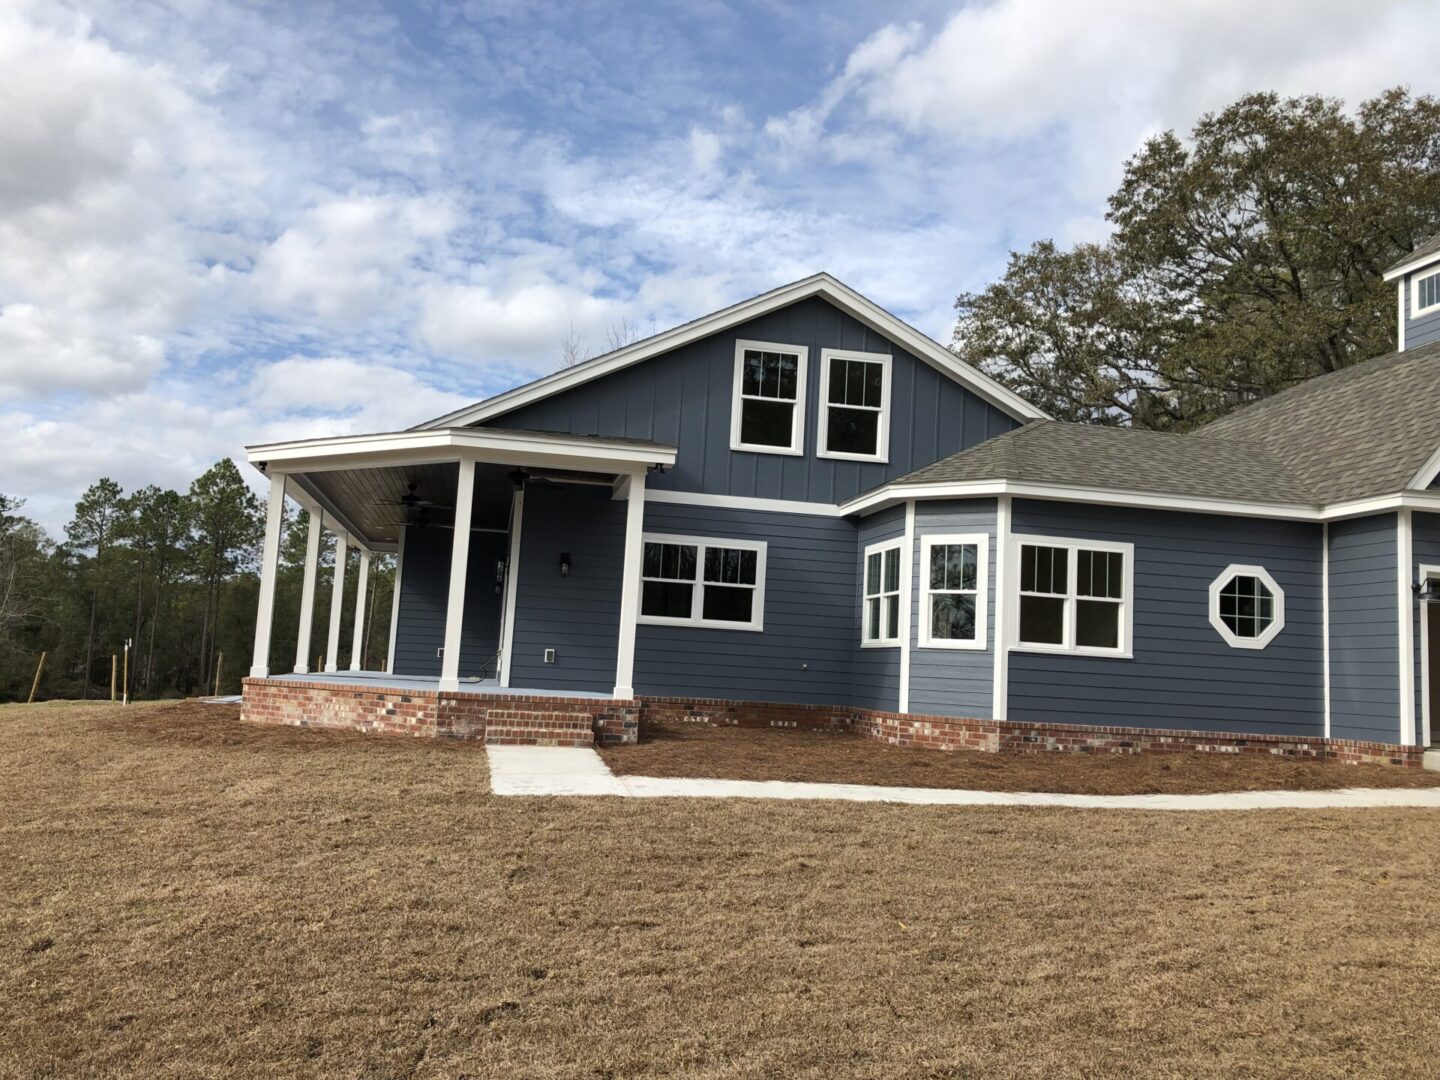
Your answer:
1404,267 -> 1440,349
1006,501 -> 1324,736
908,499 -> 996,718
507,482 -> 625,694
480,296 -> 1018,505
634,502 -> 858,703
1328,513 -> 1401,743
391,526 -> 507,678
852,504 -> 906,711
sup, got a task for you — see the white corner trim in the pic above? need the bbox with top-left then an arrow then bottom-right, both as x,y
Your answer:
1399,279 -> 1407,352
411,273 -> 1048,432
728,339 -> 809,456
643,488 -> 846,517
992,495 -> 1011,721
1322,523 -> 1331,738
816,348 -> 893,463
636,529 -> 767,633
386,526 -> 405,674
861,536 -> 905,647
1207,564 -> 1285,650
916,532 -> 990,651
1417,561 -> 1440,749
498,488 -> 524,688
1399,508 -> 1417,746
898,501 -> 915,712
1008,532 -> 1135,659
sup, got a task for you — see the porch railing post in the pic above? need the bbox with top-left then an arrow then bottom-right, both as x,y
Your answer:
325,530 -> 349,673
294,508 -> 323,674
439,458 -> 476,692
350,549 -> 371,672
613,469 -> 646,699
249,471 -> 288,679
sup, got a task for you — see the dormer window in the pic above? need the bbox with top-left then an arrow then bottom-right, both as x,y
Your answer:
1417,270 -> 1440,317
818,349 -> 892,462
730,340 -> 808,455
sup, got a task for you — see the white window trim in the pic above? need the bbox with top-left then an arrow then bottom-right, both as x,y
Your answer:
817,348 -> 892,463
638,532 -> 767,632
1414,269 -> 1440,319
1208,564 -> 1285,650
1008,534 -> 1134,658
862,538 -> 904,648
918,533 -> 989,651
729,339 -> 809,456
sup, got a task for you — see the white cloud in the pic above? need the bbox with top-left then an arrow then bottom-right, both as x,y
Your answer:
419,279 -> 627,369
0,305 -> 164,397
245,356 -> 474,434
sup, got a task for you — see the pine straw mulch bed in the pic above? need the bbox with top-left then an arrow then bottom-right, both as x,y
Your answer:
596,717 -> 1440,795
7,700 -> 1440,1079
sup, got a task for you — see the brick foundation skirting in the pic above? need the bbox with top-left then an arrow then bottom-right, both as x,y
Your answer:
240,678 -> 1423,767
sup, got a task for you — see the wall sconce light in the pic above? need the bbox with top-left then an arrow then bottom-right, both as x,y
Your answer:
559,552 -> 571,578
1416,579 -> 1440,604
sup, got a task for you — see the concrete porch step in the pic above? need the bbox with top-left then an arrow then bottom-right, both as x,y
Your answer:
1424,749 -> 1440,772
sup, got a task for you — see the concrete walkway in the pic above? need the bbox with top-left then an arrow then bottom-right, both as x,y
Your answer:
484,746 -> 1440,811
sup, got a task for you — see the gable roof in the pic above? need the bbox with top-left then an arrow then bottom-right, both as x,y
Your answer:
888,420 -> 1318,507
1384,234 -> 1440,280
1198,339 -> 1440,502
412,273 -> 1049,430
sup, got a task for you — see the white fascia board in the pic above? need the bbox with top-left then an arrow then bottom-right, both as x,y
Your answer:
246,427 -> 677,475
1407,444 -> 1440,491
412,273 -> 1049,431
1383,253 -> 1440,282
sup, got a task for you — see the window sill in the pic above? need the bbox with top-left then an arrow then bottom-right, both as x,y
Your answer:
1011,643 -> 1132,660
729,441 -> 804,457
639,615 -> 764,633
817,448 -> 889,464
917,639 -> 988,651
860,640 -> 901,649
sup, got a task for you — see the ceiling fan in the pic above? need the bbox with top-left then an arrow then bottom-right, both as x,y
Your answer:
379,482 -> 454,527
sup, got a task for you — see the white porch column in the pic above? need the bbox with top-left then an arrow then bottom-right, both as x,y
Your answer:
249,472 -> 288,679
613,469 -> 646,699
439,458 -> 476,692
325,530 -> 349,673
350,549 -> 371,671
386,528 -> 406,674
293,509 -> 323,674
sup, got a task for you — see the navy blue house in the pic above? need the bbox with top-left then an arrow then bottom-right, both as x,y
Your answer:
243,242 -> 1440,755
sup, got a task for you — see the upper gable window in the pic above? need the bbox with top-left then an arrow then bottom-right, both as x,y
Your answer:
817,349 -> 891,462
730,340 -> 808,456
1416,271 -> 1440,317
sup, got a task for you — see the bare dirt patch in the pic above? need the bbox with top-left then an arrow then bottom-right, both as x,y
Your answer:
599,717 -> 1440,795
6,700 -> 1440,1079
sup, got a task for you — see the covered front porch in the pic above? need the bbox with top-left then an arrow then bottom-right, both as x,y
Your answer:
243,425 -> 678,709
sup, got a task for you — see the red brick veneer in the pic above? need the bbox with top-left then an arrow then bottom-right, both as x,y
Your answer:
241,679 -> 1423,766
241,678 -> 639,747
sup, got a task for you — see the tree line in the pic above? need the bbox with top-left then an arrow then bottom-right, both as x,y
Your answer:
0,459 -> 394,703
953,88 -> 1440,429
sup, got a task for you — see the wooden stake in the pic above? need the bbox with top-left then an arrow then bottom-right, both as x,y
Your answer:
123,640 -> 131,706
213,651 -> 224,697
27,652 -> 46,704
111,655 -> 117,703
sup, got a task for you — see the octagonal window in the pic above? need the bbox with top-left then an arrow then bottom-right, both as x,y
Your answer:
1208,565 -> 1285,649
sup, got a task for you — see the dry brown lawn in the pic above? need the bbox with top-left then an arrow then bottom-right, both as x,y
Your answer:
5,700 -> 1440,1079
599,718 -> 1440,794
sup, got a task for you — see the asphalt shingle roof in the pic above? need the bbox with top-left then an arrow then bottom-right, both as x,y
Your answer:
1385,234 -> 1440,276
888,340 -> 1440,509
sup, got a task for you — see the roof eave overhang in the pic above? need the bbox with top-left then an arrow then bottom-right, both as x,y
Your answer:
246,426 -> 677,476
1383,253 -> 1440,282
412,273 -> 1050,431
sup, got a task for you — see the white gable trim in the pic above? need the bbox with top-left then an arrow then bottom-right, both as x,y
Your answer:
1384,251 -> 1440,282
412,273 -> 1048,431
1408,444 -> 1440,491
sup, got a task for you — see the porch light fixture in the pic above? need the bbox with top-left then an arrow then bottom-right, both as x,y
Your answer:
1415,579 -> 1440,604
559,552 -> 571,578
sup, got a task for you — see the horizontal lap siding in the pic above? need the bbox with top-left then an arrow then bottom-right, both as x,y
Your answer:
1329,513 -> 1400,743
909,499 -> 996,718
1008,501 -> 1323,736
635,503 -> 858,704
484,296 -> 1017,505
509,484 -> 624,694
392,526 -> 506,678
853,505 -> 905,711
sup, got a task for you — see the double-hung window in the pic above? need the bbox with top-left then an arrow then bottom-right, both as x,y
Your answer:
1416,270 -> 1440,317
862,540 -> 903,646
819,349 -> 891,461
1014,537 -> 1132,656
730,340 -> 808,455
919,534 -> 988,649
640,534 -> 767,631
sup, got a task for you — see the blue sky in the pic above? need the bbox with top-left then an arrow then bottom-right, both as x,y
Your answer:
3,0 -> 1439,532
